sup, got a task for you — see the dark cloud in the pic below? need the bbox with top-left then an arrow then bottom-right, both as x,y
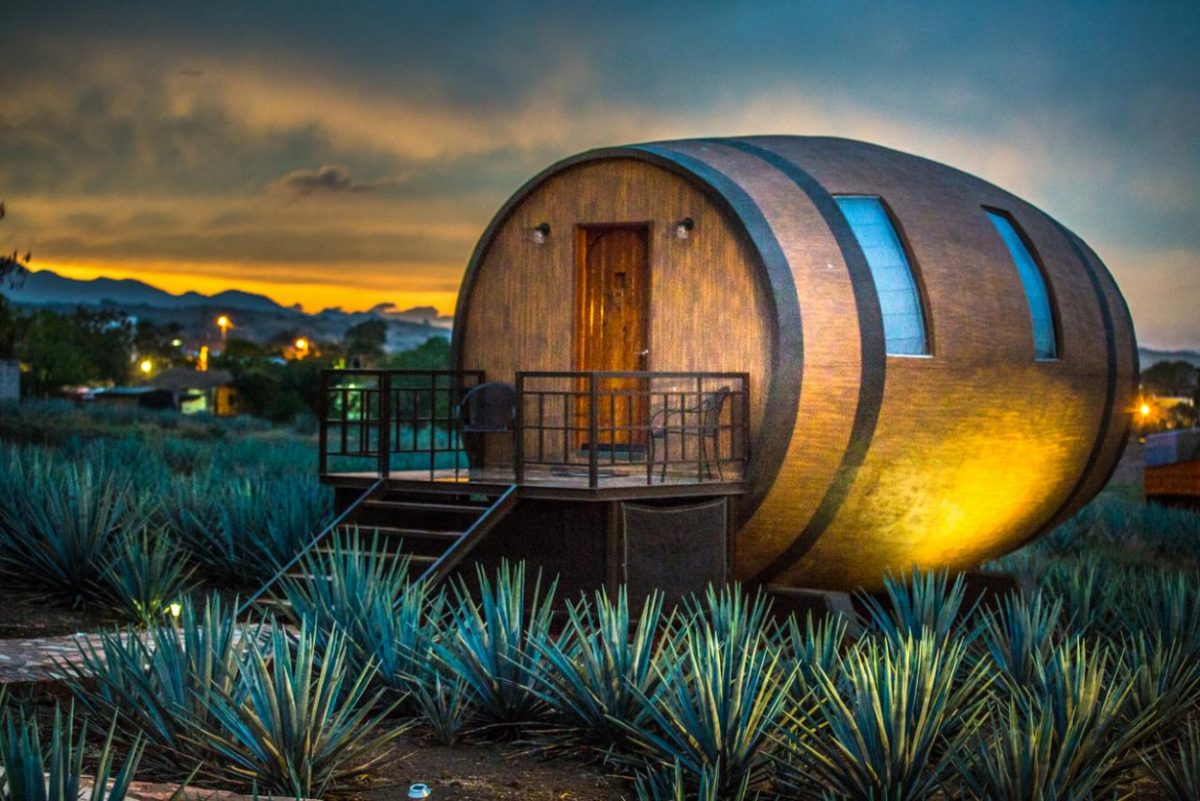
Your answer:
273,164 -> 364,196
269,164 -> 425,197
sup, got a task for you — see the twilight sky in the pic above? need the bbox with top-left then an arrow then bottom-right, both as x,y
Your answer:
2,1 -> 1197,349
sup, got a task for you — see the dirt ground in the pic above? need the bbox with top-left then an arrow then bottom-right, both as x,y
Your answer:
359,739 -> 628,801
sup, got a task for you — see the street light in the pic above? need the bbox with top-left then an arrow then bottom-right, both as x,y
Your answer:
139,358 -> 153,376
294,337 -> 310,358
216,314 -> 232,341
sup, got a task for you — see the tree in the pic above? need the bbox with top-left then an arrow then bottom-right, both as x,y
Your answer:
19,309 -> 132,396
386,335 -> 450,370
0,199 -> 32,292
344,319 -> 387,364
1141,360 -> 1199,398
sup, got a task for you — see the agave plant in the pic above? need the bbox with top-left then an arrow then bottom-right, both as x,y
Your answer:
0,460 -> 155,604
168,471 -> 331,585
0,704 -> 145,801
198,623 -> 403,798
1142,719 -> 1200,801
1120,571 -> 1200,649
99,527 -> 197,625
977,591 -> 1068,694
633,759 -> 753,801
859,568 -> 976,647
956,638 -> 1160,800
1121,630 -> 1200,739
407,671 -> 472,746
435,561 -> 557,730
61,595 -> 254,769
277,528 -> 415,679
620,586 -> 793,799
1039,557 -> 1123,639
779,631 -> 991,801
530,587 -> 670,758
781,610 -> 848,687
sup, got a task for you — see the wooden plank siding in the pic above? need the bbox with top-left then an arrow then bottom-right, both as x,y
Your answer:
453,136 -> 1137,592
459,158 -> 774,467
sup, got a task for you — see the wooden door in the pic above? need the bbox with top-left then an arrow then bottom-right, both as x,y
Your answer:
575,225 -> 650,448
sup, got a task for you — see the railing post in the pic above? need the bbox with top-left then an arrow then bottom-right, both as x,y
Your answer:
378,371 -> 391,479
318,370 -> 329,475
514,373 -> 525,485
741,372 -> 751,472
588,373 -> 599,489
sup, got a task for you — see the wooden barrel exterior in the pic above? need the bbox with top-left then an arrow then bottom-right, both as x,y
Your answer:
452,136 -> 1137,590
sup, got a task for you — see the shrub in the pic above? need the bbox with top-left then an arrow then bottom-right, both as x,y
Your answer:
276,532 -> 412,681
99,527 -> 197,625
61,595 -> 254,770
531,588 -> 670,758
0,703 -> 145,801
1143,719 -> 1200,801
198,623 -> 403,798
0,459 -> 154,604
620,586 -> 793,799
435,561 -> 557,731
859,568 -> 976,647
956,639 -> 1161,800
977,591 -> 1067,694
779,632 -> 990,801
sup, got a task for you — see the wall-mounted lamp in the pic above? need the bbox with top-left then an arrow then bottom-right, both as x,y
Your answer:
675,217 -> 694,240
532,222 -> 551,244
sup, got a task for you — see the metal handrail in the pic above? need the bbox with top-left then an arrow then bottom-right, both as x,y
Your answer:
415,484 -> 519,588
237,477 -> 386,617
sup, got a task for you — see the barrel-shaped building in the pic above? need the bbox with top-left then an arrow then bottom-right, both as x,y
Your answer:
450,136 -> 1137,591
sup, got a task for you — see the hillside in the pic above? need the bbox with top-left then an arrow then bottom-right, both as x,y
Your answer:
2,268 -> 452,353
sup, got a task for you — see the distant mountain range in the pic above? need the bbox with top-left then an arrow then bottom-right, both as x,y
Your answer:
2,268 -> 452,353
1140,347 -> 1200,369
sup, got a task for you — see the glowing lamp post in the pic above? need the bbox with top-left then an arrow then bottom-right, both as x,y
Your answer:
216,314 -> 232,341
294,337 -> 310,359
139,358 -> 153,378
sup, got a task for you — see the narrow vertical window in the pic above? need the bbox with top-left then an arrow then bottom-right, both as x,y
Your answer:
835,196 -> 929,356
986,210 -> 1059,360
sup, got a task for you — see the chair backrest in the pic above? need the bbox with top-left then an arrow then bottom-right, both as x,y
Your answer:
700,385 -> 732,432
458,381 -> 517,432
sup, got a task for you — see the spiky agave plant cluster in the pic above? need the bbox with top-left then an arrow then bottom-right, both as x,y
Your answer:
0,435 -> 332,621
0,701 -> 145,801
61,595 -> 402,799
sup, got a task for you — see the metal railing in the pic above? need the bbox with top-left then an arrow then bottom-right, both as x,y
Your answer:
515,371 -> 750,488
318,369 -> 485,479
318,368 -> 750,489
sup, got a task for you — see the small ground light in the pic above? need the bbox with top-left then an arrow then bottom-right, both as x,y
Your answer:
408,784 -> 431,799
167,602 -> 182,618
139,359 -> 153,376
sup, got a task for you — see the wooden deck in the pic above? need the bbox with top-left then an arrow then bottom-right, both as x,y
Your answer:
321,466 -> 747,501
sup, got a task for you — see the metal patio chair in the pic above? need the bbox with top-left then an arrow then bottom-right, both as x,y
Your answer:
647,384 -> 732,482
455,381 -> 517,472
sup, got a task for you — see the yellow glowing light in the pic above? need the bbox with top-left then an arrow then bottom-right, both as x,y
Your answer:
198,345 -> 209,372
139,359 -> 153,375
1139,403 -> 1152,418
167,602 -> 183,618
294,337 -> 310,354
216,315 -> 233,340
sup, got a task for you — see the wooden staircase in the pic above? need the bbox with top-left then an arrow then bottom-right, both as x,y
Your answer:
344,483 -> 518,585
240,481 -> 518,616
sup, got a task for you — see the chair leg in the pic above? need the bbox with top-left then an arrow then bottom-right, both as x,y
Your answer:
646,435 -> 655,486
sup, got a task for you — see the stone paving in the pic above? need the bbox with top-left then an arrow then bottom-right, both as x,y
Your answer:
0,631 -> 126,684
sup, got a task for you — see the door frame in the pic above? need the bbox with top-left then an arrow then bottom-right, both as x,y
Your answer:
572,222 -> 653,450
